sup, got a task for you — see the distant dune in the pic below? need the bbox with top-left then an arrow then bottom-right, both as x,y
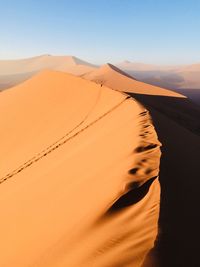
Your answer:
1,55 -> 200,92
116,60 -> 200,90
83,63 -> 184,97
0,55 -> 97,90
0,70 -> 161,267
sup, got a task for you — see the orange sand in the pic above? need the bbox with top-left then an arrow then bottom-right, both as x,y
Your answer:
83,63 -> 185,97
88,62 -> 200,266
0,70 -> 161,267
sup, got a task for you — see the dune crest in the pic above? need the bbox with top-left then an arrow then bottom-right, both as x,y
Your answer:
0,70 -> 161,267
83,63 -> 184,97
101,61 -> 200,266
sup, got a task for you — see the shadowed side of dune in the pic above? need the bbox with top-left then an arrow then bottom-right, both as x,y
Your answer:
130,94 -> 200,135
129,93 -> 200,267
81,62 -> 200,266
107,176 -> 158,213
175,88 -> 200,106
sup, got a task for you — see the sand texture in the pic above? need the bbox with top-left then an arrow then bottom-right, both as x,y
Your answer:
0,70 -> 161,267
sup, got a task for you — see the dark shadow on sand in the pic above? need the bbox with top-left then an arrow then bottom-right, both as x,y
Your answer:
107,176 -> 157,214
175,88 -> 200,106
130,93 -> 200,267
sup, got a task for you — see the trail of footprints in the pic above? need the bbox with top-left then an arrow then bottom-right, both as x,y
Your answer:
0,97 -> 130,185
0,98 -> 159,188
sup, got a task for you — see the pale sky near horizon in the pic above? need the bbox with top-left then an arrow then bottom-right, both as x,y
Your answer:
0,0 -> 200,65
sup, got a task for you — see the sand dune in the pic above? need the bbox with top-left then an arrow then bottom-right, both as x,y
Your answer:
2,56 -> 198,266
85,63 -> 200,266
1,55 -> 200,92
0,70 -> 161,267
83,63 -> 184,97
146,106 -> 200,267
0,55 -> 97,90
117,61 -> 180,72
116,60 -> 200,90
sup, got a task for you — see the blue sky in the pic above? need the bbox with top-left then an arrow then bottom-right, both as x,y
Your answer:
0,0 -> 200,64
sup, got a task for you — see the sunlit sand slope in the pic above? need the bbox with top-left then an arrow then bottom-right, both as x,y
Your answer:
83,63 -> 184,97
0,71 -> 161,267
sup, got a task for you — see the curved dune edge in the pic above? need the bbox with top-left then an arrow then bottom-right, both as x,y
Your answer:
83,63 -> 185,97
0,70 -> 161,267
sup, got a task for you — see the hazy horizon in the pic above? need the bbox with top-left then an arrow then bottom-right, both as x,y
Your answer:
1,53 -> 200,67
1,0 -> 200,65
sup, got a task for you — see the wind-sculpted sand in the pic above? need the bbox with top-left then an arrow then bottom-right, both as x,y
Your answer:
0,71 -> 161,266
83,63 -> 184,97
85,62 -> 200,266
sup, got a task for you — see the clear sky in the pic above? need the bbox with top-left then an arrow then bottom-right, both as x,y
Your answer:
0,0 -> 200,65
